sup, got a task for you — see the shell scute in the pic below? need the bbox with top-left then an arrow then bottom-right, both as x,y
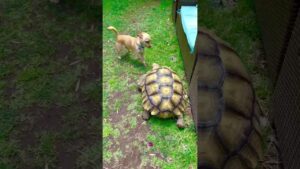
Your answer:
193,28 -> 265,169
140,66 -> 186,123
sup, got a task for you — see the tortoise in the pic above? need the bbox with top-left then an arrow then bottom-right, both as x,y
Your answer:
137,63 -> 187,128
189,28 -> 267,169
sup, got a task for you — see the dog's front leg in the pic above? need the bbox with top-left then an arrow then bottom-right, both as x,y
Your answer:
139,52 -> 147,66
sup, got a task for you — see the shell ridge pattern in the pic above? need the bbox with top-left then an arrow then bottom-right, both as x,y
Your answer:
144,67 -> 184,114
144,70 -> 157,109
220,76 -> 257,169
157,68 -> 173,112
197,31 -> 258,169
197,30 -> 261,169
197,31 -> 225,129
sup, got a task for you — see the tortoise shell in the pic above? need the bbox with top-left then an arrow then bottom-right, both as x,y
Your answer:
190,28 -> 265,169
140,65 -> 185,119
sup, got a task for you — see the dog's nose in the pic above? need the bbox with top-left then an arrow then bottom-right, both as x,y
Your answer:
149,45 -> 152,48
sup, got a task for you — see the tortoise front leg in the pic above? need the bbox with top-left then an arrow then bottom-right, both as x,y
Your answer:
142,111 -> 150,120
176,115 -> 185,128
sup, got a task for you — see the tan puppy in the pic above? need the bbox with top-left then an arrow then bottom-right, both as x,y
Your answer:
107,26 -> 151,66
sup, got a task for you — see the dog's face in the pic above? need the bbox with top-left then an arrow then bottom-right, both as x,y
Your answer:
138,32 -> 152,48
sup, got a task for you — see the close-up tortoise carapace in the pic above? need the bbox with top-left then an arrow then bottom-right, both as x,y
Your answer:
138,63 -> 187,128
189,28 -> 266,169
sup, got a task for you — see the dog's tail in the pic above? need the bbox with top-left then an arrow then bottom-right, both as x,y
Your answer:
107,26 -> 119,36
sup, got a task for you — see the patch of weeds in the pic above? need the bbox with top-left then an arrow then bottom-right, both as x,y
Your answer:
103,122 -> 120,138
149,155 -> 165,168
35,132 -> 57,168
103,90 -> 110,118
103,150 -> 113,164
129,117 -> 137,128
113,99 -> 122,113
0,140 -> 19,169
254,76 -> 271,100
76,143 -> 101,169
127,101 -> 139,112
17,67 -> 47,82
103,139 -> 113,161
112,150 -> 123,162
146,118 -> 197,169
122,127 -> 131,135
128,81 -> 138,90
108,76 -> 129,92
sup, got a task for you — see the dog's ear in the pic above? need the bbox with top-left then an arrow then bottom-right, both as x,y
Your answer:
137,33 -> 143,39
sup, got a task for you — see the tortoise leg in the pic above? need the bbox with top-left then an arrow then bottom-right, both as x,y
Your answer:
142,111 -> 150,120
176,115 -> 185,128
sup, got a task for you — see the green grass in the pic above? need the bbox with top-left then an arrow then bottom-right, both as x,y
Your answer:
103,0 -> 196,168
0,0 -> 100,168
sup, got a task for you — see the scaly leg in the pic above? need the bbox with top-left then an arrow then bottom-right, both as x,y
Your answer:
142,111 -> 150,120
176,115 -> 185,128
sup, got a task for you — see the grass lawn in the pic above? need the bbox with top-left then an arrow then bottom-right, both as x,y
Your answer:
103,0 -> 271,168
0,0 -> 100,168
103,0 -> 196,168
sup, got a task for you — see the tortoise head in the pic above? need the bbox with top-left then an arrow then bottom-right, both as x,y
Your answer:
152,63 -> 160,70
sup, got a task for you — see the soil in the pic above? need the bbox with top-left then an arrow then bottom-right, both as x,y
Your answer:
104,88 -> 165,169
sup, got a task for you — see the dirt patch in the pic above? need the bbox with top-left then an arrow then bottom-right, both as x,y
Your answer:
55,140 -> 79,169
104,89 -> 163,169
109,104 -> 128,124
107,91 -> 130,123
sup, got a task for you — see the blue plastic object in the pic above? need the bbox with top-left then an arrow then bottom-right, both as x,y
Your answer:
180,6 -> 197,53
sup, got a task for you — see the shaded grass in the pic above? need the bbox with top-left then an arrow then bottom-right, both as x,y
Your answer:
0,0 -> 100,168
